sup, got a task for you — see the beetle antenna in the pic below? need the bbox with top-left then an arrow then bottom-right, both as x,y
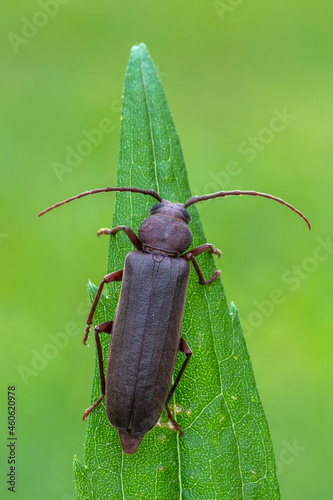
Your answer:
38,186 -> 162,217
185,190 -> 311,230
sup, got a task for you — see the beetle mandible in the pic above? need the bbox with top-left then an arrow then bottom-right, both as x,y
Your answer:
38,186 -> 310,454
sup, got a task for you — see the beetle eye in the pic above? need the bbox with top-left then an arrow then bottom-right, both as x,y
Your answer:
150,203 -> 163,214
180,207 -> 191,223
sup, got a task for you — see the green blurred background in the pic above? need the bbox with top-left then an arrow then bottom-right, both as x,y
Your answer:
1,1 -> 332,498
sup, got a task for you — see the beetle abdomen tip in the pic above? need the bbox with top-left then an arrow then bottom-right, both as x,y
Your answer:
118,430 -> 144,455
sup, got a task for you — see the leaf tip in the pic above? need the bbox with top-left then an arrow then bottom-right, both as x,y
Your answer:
131,42 -> 147,54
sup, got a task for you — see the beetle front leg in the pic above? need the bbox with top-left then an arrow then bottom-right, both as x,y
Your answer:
84,270 -> 123,345
82,321 -> 113,420
165,337 -> 192,435
97,225 -> 142,251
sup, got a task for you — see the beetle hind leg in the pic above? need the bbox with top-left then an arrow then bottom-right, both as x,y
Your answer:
165,337 -> 192,435
82,320 -> 113,421
82,394 -> 105,421
165,405 -> 184,435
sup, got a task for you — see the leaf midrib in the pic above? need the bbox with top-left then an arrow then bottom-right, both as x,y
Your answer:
137,46 -> 183,500
138,46 -> 160,195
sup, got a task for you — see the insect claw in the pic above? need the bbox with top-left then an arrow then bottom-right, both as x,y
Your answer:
83,325 -> 91,345
207,244 -> 222,259
97,228 -> 112,237
213,270 -> 222,281
173,422 -> 183,435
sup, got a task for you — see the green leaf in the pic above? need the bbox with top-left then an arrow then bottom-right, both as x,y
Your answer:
74,43 -> 280,499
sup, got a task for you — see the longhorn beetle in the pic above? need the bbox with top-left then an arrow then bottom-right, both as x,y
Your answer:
38,187 -> 310,454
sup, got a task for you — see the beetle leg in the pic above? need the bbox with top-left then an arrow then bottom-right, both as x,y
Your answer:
165,337 -> 192,435
95,321 -> 114,334
97,225 -> 143,251
182,242 -> 222,259
183,253 -> 221,285
84,270 -> 123,345
82,394 -> 105,421
82,321 -> 113,421
182,243 -> 222,284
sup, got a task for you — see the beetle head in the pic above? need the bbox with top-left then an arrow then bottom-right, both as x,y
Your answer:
150,199 -> 191,224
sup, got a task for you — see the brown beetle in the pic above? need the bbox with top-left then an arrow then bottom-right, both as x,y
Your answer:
39,186 -> 310,454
